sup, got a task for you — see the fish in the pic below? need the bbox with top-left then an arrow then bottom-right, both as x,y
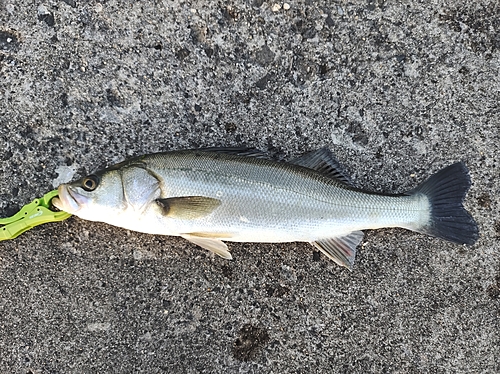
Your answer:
52,147 -> 478,269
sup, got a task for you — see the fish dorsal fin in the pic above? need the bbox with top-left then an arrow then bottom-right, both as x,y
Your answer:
196,147 -> 269,159
181,233 -> 232,259
156,196 -> 221,219
311,231 -> 364,269
290,148 -> 352,185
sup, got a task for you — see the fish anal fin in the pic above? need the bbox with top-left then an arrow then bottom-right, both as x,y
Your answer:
311,231 -> 364,269
156,196 -> 221,219
181,233 -> 232,259
290,148 -> 353,185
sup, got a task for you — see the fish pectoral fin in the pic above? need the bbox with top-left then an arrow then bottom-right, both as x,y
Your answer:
181,234 -> 233,259
311,231 -> 364,270
290,148 -> 353,185
156,196 -> 221,219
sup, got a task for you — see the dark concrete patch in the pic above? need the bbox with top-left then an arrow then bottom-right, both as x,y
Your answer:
233,324 -> 270,361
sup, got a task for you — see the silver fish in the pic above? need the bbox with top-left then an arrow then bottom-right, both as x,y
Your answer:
52,148 -> 478,269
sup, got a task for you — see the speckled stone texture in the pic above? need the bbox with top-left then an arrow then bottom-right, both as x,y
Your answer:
0,1 -> 499,373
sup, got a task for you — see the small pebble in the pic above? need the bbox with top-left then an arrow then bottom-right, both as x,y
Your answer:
37,4 -> 49,15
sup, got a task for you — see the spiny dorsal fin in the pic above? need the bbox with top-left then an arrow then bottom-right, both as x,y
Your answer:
156,196 -> 221,219
311,231 -> 364,269
290,148 -> 352,185
196,147 -> 269,159
181,233 -> 232,259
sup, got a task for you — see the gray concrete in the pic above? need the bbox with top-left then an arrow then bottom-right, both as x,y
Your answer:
1,1 -> 499,372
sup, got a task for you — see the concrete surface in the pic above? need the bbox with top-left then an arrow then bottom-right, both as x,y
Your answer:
1,0 -> 499,373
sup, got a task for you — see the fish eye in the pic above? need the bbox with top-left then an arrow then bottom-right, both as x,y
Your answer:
82,175 -> 100,192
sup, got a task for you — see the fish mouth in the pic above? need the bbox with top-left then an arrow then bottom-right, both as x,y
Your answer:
53,185 -> 87,214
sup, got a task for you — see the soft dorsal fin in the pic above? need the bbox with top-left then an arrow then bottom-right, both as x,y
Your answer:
290,148 -> 352,185
156,196 -> 221,219
196,147 -> 269,159
311,231 -> 364,269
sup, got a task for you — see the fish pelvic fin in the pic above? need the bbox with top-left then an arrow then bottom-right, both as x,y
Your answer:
411,162 -> 478,245
181,233 -> 233,259
311,231 -> 364,270
156,196 -> 221,219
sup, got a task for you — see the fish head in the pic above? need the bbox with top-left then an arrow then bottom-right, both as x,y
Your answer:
52,169 -> 125,221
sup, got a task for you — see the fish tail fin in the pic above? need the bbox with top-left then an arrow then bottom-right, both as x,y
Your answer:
411,162 -> 478,245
